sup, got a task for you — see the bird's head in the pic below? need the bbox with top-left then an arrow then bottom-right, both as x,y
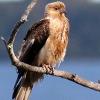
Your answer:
45,1 -> 66,18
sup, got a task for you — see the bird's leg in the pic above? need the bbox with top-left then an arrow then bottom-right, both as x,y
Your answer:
42,64 -> 54,75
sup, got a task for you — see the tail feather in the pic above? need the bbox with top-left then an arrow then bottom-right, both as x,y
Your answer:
12,80 -> 21,99
15,84 -> 32,100
12,72 -> 43,100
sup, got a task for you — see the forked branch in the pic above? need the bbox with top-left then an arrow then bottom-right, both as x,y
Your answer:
1,0 -> 100,95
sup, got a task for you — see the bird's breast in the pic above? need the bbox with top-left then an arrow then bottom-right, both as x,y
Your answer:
37,18 -> 68,67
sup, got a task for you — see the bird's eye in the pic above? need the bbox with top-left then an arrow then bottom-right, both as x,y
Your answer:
54,7 -> 58,10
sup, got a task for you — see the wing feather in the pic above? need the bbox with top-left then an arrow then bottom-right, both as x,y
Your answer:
19,19 -> 50,64
14,19 -> 50,89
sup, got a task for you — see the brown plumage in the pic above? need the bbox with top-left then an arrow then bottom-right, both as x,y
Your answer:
12,1 -> 69,100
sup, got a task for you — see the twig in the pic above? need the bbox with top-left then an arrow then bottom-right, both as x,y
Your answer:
8,0 -> 37,44
1,0 -> 100,96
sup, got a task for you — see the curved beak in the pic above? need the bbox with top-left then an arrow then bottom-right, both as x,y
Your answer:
59,9 -> 66,15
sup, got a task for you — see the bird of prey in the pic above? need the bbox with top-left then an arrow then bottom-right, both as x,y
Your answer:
12,1 -> 69,100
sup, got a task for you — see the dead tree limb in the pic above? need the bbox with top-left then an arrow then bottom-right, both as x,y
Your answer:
1,0 -> 100,98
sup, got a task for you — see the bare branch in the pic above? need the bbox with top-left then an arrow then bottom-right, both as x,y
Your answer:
1,0 -> 100,98
2,36 -> 100,92
8,0 -> 38,44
